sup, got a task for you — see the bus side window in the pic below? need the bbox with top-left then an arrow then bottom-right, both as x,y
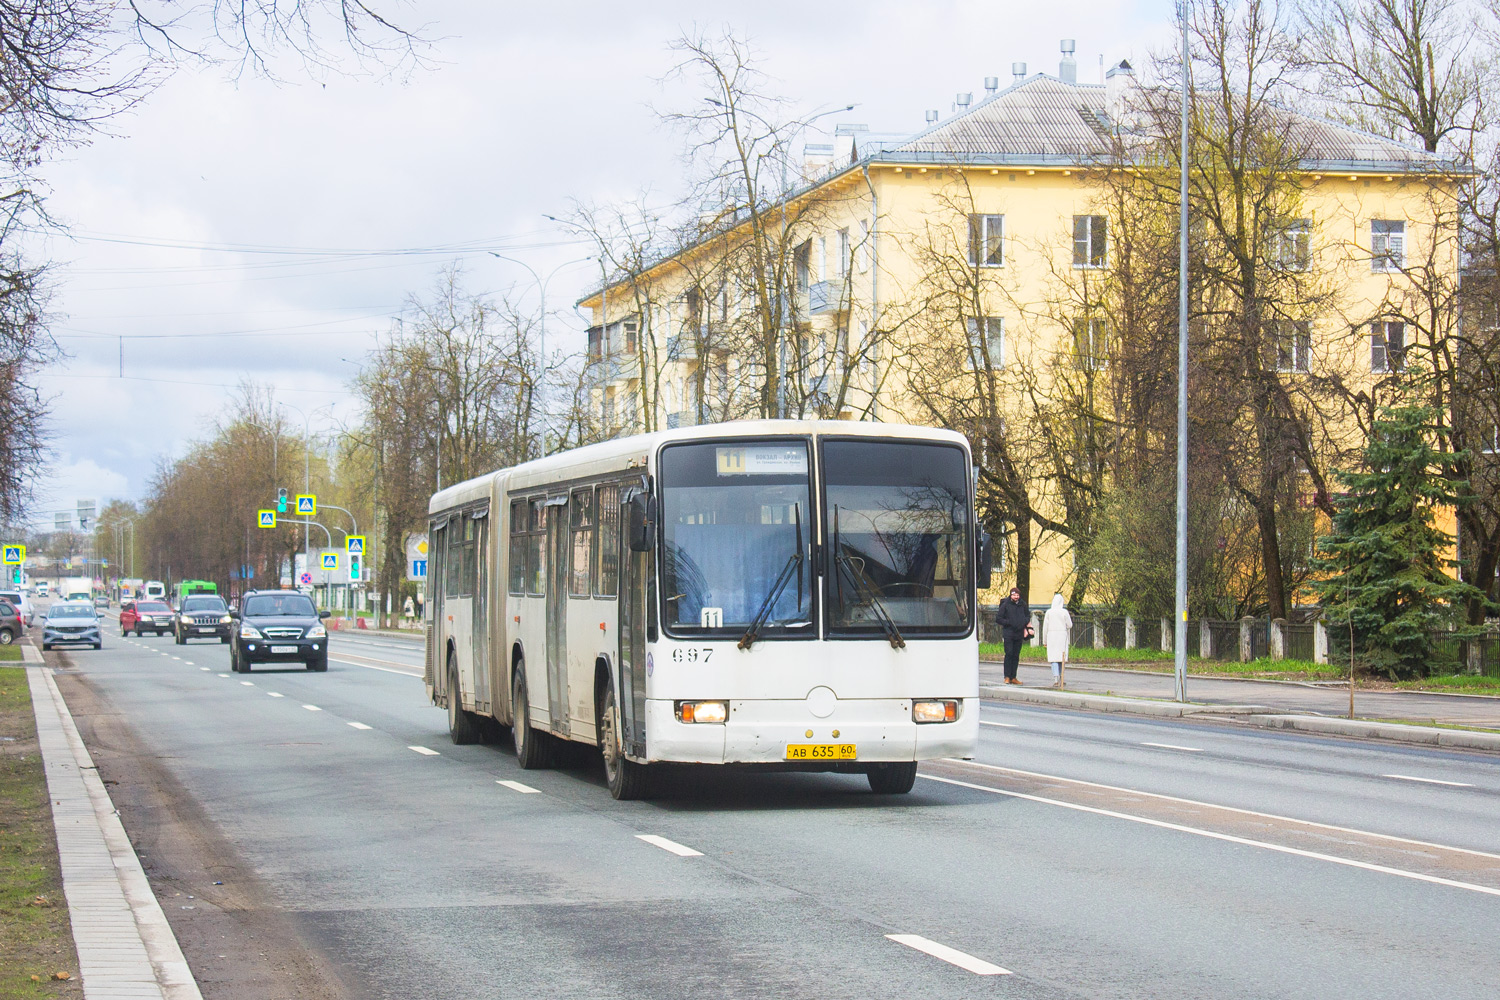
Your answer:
508,500 -> 527,594
444,524 -> 461,597
595,484 -> 620,598
528,498 -> 547,596
462,515 -> 479,597
570,487 -> 595,597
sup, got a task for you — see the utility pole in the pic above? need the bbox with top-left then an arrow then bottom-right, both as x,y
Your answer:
1174,0 -> 1192,703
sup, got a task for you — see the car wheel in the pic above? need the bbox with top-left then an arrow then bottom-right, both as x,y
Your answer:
511,665 -> 553,769
0,629 -> 12,645
41,643 -> 50,651
220,635 -> 230,644
598,676 -> 650,800
306,655 -> 328,672
93,642 -> 102,650
866,762 -> 919,795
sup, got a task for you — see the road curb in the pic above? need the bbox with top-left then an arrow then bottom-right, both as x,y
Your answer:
980,683 -> 1500,751
26,665 -> 204,1000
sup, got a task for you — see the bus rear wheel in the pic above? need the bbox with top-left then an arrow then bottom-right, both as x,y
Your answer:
866,762 -> 918,795
598,680 -> 650,801
446,654 -> 483,745
511,667 -> 552,769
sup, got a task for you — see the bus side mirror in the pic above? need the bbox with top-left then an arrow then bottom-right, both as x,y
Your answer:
976,531 -> 994,590
626,493 -> 656,552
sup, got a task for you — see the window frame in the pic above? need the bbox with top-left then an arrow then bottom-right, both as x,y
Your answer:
569,486 -> 595,598
1371,319 -> 1406,373
968,213 -> 1005,267
508,499 -> 528,595
1371,219 -> 1406,272
965,316 -> 1005,370
1277,220 -> 1311,271
1071,316 -> 1109,370
594,483 -> 622,598
1272,321 -> 1311,373
1072,214 -> 1107,268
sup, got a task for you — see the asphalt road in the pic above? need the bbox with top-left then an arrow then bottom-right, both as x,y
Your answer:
43,620 -> 1500,999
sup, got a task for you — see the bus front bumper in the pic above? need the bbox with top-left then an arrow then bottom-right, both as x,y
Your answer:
642,697 -> 979,764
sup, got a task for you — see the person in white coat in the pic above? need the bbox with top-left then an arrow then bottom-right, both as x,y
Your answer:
1042,593 -> 1073,688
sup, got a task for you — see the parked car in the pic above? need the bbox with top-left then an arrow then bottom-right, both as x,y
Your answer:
174,594 -> 232,644
0,589 -> 35,627
0,599 -> 23,644
41,602 -> 102,651
230,590 -> 330,673
120,600 -> 175,637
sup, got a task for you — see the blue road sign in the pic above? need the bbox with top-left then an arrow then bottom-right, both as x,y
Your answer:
2,545 -> 22,564
411,559 -> 427,579
257,510 -> 276,528
321,552 -> 338,570
346,535 -> 365,554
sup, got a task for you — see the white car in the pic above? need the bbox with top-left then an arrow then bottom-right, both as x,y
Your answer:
0,589 -> 35,627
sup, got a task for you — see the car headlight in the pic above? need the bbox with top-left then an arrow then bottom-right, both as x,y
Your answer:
675,700 -> 727,724
306,625 -> 326,639
240,624 -> 262,639
913,700 -> 959,724
219,615 -> 232,624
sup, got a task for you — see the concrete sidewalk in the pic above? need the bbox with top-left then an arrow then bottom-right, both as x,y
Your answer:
981,660 -> 1500,751
25,643 -> 202,1000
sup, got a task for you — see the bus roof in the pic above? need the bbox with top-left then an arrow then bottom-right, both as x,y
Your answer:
429,419 -> 969,515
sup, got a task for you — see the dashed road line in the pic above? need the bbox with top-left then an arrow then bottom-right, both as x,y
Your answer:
635,834 -> 703,857
239,681 -> 254,686
408,745 -> 439,756
885,934 -> 1010,975
303,704 -> 322,712
1384,774 -> 1474,788
980,720 -> 1017,728
171,656 -> 181,661
217,673 -> 230,678
347,722 -> 372,730
184,661 -> 194,665
199,667 -> 210,671
1141,742 -> 1204,752
267,692 -> 284,698
497,779 -> 540,793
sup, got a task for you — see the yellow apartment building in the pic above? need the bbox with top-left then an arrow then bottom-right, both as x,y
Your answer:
579,50 -> 1462,605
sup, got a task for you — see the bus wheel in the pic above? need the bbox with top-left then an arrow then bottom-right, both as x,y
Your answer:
866,762 -> 918,795
511,667 -> 551,769
598,680 -> 650,800
447,654 -> 482,745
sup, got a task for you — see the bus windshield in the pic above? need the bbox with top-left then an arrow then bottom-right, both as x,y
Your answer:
659,439 -> 813,637
822,439 -> 972,637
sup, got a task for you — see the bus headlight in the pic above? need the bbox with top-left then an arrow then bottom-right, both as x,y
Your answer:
675,701 -> 727,724
912,700 -> 958,724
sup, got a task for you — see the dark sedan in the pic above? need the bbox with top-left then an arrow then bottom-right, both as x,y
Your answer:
230,590 -> 330,672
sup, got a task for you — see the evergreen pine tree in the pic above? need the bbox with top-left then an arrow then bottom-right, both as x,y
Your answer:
1311,406 -> 1487,679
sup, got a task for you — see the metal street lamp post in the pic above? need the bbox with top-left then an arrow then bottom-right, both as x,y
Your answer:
1174,1 -> 1192,703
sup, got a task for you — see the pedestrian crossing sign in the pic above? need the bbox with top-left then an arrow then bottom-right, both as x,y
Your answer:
346,535 -> 365,554
257,510 -> 275,528
2,544 -> 23,564
321,552 -> 339,570
296,495 -> 316,515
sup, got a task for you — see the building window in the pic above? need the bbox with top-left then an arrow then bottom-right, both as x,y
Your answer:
836,228 -> 850,277
1482,423 -> 1500,455
1371,219 -> 1405,272
794,240 -> 811,296
1073,215 -> 1107,268
1271,321 -> 1311,373
968,214 -> 1004,267
1072,317 -> 1109,369
817,236 -> 828,282
1371,320 -> 1405,373
859,220 -> 872,271
1277,220 -> 1310,271
966,317 -> 1004,369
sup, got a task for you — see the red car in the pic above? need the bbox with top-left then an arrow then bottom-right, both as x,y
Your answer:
120,600 -> 175,637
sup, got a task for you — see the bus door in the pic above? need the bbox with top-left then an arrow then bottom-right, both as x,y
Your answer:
470,509 -> 490,711
617,484 -> 652,759
544,495 -> 571,736
427,520 -> 448,694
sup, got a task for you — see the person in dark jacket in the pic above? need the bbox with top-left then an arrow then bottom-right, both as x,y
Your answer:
997,587 -> 1032,684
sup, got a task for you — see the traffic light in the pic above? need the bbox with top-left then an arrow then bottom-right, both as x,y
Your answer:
79,516 -> 90,529
348,553 -> 361,583
276,488 -> 288,513
10,568 -> 19,584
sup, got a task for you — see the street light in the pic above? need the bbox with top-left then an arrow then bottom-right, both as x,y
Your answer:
489,250 -> 593,453
1174,0 -> 1193,703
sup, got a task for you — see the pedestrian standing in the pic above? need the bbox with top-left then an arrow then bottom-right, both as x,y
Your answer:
996,587 -> 1032,685
403,595 -> 415,622
1042,593 -> 1073,688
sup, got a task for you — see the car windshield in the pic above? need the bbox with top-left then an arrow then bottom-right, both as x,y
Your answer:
243,594 -> 317,617
137,602 -> 170,613
48,604 -> 96,620
181,596 -> 226,613
658,440 -> 813,637
822,439 -> 973,636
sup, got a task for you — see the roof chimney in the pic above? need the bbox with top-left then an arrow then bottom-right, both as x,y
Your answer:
984,76 -> 1000,93
954,92 -> 972,112
1059,39 -> 1077,84
925,109 -> 940,123
1012,61 -> 1027,83
1105,58 -> 1135,118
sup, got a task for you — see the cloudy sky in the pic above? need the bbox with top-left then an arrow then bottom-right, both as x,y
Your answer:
26,0 -> 1172,524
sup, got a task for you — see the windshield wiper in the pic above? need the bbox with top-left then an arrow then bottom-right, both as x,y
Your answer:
832,505 -> 906,650
738,503 -> 804,650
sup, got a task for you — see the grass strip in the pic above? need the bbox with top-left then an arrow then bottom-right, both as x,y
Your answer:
0,645 -> 23,662
0,666 -> 81,997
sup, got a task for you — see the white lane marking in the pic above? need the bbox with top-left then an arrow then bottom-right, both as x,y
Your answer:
239,681 -> 255,687
303,704 -> 322,712
217,673 -> 230,678
979,720 -> 1017,728
497,779 -> 540,794
946,759 -> 1500,861
347,722 -> 372,730
635,834 -> 703,857
1384,774 -> 1475,788
171,656 -> 181,661
921,774 -> 1500,898
886,934 -> 1010,976
199,667 -> 210,671
1141,742 -> 1204,752
184,661 -> 194,666
331,656 -> 421,677
267,692 -> 284,698
408,745 -> 440,755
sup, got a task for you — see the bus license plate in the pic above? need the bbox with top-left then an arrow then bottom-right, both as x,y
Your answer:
270,645 -> 299,654
786,743 -> 857,761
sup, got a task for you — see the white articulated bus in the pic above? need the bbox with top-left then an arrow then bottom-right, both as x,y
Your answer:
424,420 -> 990,799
